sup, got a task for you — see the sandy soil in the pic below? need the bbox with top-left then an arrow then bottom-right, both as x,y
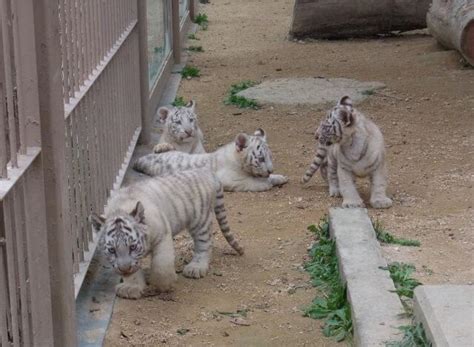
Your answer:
105,0 -> 473,345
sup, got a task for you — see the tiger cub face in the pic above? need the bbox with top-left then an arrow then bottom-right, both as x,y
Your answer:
159,100 -> 199,144
317,96 -> 356,146
89,202 -> 148,276
235,128 -> 274,178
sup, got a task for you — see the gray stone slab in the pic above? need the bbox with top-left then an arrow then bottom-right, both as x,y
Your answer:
76,249 -> 120,347
237,77 -> 385,105
329,208 -> 408,346
414,285 -> 474,347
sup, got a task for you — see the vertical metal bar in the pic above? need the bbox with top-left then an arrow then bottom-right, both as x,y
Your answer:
78,0 -> 84,86
0,231 -> 10,347
59,0 -> 69,104
11,0 -> 27,155
66,0 -> 73,99
13,183 -> 31,346
22,157 -> 55,346
171,0 -> 181,64
0,18 -> 8,178
32,0 -> 76,344
66,115 -> 80,273
137,0 -> 150,144
0,0 -> 18,167
3,196 -> 20,347
189,0 -> 196,21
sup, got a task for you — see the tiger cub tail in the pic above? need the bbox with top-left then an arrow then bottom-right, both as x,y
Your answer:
214,181 -> 244,255
301,145 -> 328,184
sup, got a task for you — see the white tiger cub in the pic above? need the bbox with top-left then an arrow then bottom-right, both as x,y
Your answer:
154,100 -> 206,154
89,170 -> 244,299
302,96 -> 392,209
134,128 -> 289,192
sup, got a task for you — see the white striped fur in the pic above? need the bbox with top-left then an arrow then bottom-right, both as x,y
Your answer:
155,100 -> 206,154
89,169 -> 243,299
303,96 -> 392,209
134,128 -> 289,192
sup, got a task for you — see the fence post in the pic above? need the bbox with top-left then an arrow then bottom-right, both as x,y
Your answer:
32,0 -> 76,346
137,0 -> 151,145
190,0 -> 197,22
172,0 -> 181,64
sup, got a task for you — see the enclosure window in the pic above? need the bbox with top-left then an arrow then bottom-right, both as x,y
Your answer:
147,0 -> 171,88
179,0 -> 189,22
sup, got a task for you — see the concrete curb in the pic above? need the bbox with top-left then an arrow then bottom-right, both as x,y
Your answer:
329,208 -> 409,346
414,285 -> 474,347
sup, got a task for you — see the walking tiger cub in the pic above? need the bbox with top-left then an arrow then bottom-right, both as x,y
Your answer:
134,128 -> 289,192
154,100 -> 206,154
302,96 -> 392,209
89,170 -> 244,299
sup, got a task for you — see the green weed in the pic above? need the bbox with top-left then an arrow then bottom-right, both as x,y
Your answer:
304,218 -> 353,343
187,45 -> 204,52
194,13 -> 209,30
373,220 -> 420,247
224,80 -> 260,109
386,322 -> 432,347
171,96 -> 187,107
181,65 -> 200,78
188,33 -> 199,40
383,262 -> 422,299
362,89 -> 375,96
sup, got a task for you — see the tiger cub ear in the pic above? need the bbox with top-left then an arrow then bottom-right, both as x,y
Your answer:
235,133 -> 249,152
186,100 -> 196,111
340,108 -> 354,127
89,213 -> 105,233
338,96 -> 353,111
158,107 -> 171,123
253,128 -> 267,141
130,201 -> 145,224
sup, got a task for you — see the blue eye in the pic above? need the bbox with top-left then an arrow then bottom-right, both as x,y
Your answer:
259,157 -> 265,163
108,247 -> 116,254
175,120 -> 181,125
130,244 -> 137,251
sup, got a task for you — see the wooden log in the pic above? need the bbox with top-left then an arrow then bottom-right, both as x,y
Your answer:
290,0 -> 431,39
427,0 -> 474,66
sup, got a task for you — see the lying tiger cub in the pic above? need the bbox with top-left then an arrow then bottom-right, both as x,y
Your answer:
302,96 -> 392,209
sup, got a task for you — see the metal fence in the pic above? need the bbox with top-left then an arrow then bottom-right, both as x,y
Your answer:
0,0 -> 195,345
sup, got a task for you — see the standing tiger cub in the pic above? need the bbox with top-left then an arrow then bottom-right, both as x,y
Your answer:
154,100 -> 206,154
89,170 -> 244,299
302,96 -> 392,209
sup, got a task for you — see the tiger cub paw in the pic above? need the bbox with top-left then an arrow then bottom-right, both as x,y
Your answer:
342,199 -> 365,208
370,197 -> 393,209
183,262 -> 209,279
329,187 -> 341,197
269,174 -> 289,187
115,282 -> 145,299
153,143 -> 176,154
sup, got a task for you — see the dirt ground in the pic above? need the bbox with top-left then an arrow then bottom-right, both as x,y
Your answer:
104,0 -> 473,345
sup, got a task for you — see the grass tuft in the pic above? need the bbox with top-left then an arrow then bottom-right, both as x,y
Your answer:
188,33 -> 199,40
187,45 -> 204,52
171,96 -> 187,107
387,322 -> 432,347
224,80 -> 260,109
373,220 -> 420,247
384,262 -> 422,299
194,13 -> 209,30
181,65 -> 201,78
304,217 -> 353,342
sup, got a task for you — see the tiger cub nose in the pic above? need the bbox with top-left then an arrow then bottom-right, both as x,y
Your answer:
185,130 -> 193,136
118,264 -> 132,273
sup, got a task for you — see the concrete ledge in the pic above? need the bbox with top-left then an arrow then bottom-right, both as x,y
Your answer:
414,285 -> 474,347
329,208 -> 408,346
